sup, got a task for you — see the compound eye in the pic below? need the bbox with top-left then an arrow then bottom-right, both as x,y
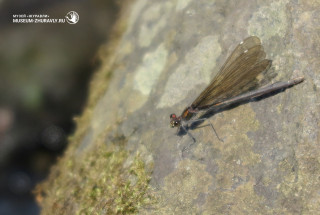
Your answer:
170,114 -> 176,119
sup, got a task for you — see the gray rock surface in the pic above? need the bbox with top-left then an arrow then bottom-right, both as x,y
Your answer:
94,0 -> 319,213
40,0 -> 320,214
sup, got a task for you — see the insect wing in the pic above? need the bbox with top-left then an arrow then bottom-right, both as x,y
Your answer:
191,36 -> 271,109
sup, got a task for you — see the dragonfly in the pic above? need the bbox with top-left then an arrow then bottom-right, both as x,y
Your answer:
170,36 -> 304,142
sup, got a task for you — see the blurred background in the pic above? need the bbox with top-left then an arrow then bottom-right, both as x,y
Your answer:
0,0 -> 119,214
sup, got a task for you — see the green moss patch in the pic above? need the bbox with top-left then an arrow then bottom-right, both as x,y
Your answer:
35,134 -> 153,214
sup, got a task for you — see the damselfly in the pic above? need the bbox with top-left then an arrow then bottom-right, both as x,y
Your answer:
170,36 -> 304,141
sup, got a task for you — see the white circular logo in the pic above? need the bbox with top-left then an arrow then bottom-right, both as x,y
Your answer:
65,11 -> 79,24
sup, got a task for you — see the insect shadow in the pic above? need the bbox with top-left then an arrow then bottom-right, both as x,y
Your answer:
177,86 -> 292,141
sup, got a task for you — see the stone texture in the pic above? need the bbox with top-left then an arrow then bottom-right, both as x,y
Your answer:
40,0 -> 320,214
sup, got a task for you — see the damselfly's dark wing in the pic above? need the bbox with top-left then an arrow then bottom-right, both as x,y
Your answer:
191,36 -> 272,110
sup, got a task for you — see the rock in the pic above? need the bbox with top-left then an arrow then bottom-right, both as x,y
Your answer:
38,0 -> 320,214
